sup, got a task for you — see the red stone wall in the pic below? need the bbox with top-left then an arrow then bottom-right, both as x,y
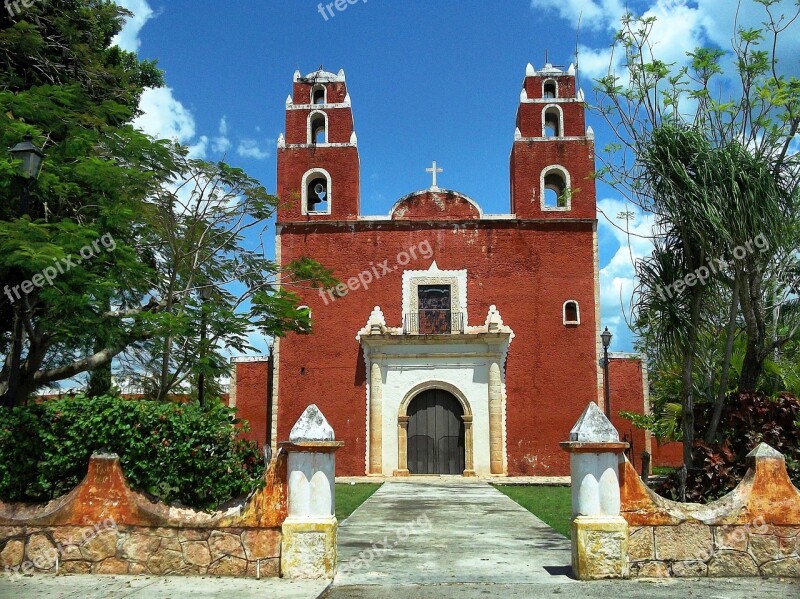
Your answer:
276,220 -> 599,476
232,359 -> 271,448
606,357 -> 650,473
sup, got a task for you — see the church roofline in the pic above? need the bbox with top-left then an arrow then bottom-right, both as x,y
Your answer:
388,188 -> 484,220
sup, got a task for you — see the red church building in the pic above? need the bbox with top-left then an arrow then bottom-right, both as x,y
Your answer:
231,64 -> 657,476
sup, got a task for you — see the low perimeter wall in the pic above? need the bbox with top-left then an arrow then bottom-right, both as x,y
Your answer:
0,404 -> 341,580
563,402 -> 800,580
620,444 -> 800,578
0,452 -> 287,578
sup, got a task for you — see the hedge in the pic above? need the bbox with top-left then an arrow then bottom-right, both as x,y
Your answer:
0,395 -> 264,511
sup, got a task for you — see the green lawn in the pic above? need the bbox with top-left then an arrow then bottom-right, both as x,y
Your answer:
335,483 -> 382,521
493,484 -> 572,538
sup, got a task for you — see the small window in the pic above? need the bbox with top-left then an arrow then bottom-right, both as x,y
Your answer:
306,177 -> 328,212
543,80 -> 557,99
542,167 -> 570,209
311,85 -> 326,105
563,301 -> 580,325
309,112 -> 327,145
544,106 -> 561,137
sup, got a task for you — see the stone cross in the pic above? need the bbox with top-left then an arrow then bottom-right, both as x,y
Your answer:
426,160 -> 443,189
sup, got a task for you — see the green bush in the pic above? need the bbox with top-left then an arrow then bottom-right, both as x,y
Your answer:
0,395 -> 264,510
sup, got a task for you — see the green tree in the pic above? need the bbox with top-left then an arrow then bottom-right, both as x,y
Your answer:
594,1 -> 800,466
0,2 -> 333,406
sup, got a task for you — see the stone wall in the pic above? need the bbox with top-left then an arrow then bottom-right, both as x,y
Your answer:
0,450 -> 288,579
620,444 -> 800,578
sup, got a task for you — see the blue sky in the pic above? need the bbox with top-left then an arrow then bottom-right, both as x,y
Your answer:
114,0 -> 800,354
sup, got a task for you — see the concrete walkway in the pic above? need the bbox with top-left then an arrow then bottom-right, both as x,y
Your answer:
0,575 -> 329,598
333,479 -> 573,587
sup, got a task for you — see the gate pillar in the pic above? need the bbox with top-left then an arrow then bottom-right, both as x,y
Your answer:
561,402 -> 629,580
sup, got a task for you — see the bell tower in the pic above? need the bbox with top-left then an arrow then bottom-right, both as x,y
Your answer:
509,62 -> 596,219
277,68 -> 360,222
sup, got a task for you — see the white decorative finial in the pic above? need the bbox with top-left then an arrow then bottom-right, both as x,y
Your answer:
568,63 -> 576,75
285,94 -> 293,107
277,133 -> 285,149
338,68 -> 346,80
293,70 -> 301,82
586,126 -> 594,140
514,127 -> 522,140
520,88 -> 527,101
290,404 -> 335,442
344,92 -> 351,106
367,306 -> 386,335
526,63 -> 535,77
485,304 -> 505,333
426,160 -> 443,190
350,131 -> 358,145
577,88 -> 585,102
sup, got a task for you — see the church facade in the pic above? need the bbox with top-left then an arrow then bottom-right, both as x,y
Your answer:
257,64 -> 647,477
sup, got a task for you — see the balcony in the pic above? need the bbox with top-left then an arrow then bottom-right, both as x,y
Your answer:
403,309 -> 465,335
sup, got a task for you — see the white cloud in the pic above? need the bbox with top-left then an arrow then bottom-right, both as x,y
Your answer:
597,198 -> 656,350
111,0 -> 154,52
212,117 -> 232,153
530,0 -> 626,32
237,139 -> 270,160
134,87 -> 197,143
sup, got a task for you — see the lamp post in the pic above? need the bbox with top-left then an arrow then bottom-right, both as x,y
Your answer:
9,134 -> 45,215
600,327 -> 613,420
3,135 -> 45,408
198,285 -> 213,408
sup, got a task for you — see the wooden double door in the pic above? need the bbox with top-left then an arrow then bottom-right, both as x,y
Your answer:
407,389 -> 465,475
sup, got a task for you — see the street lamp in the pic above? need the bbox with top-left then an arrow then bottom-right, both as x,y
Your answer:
9,134 -> 45,214
600,326 -> 613,419
198,285 -> 213,408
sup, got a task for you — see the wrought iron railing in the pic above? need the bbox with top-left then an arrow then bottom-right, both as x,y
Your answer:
403,310 -> 464,335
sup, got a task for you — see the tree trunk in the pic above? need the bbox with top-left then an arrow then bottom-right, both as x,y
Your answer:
705,277 -> 740,443
738,268 -> 766,392
681,287 -> 704,468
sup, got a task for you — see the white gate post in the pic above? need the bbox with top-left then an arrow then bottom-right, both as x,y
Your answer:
560,402 -> 630,579
280,405 -> 343,579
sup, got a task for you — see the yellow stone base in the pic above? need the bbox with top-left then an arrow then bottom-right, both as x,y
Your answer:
280,517 -> 337,579
571,516 -> 629,580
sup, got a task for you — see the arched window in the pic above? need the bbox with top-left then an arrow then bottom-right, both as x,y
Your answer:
308,111 -> 327,145
541,166 -> 571,210
563,300 -> 580,325
543,105 -> 562,137
302,168 -> 332,214
543,79 -> 558,99
311,84 -> 326,105
296,305 -> 312,333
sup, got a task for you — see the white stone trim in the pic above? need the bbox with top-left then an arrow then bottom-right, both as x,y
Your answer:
515,135 -> 588,142
301,168 -> 332,216
286,143 -> 356,149
307,110 -> 328,145
542,104 -> 564,137
286,102 -> 352,111
563,299 -> 581,325
540,164 -> 572,211
401,261 -> 468,326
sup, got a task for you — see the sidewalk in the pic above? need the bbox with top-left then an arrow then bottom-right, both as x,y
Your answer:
0,575 -> 330,598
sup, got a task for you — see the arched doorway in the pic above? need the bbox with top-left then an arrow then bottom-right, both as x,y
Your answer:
407,389 -> 465,475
